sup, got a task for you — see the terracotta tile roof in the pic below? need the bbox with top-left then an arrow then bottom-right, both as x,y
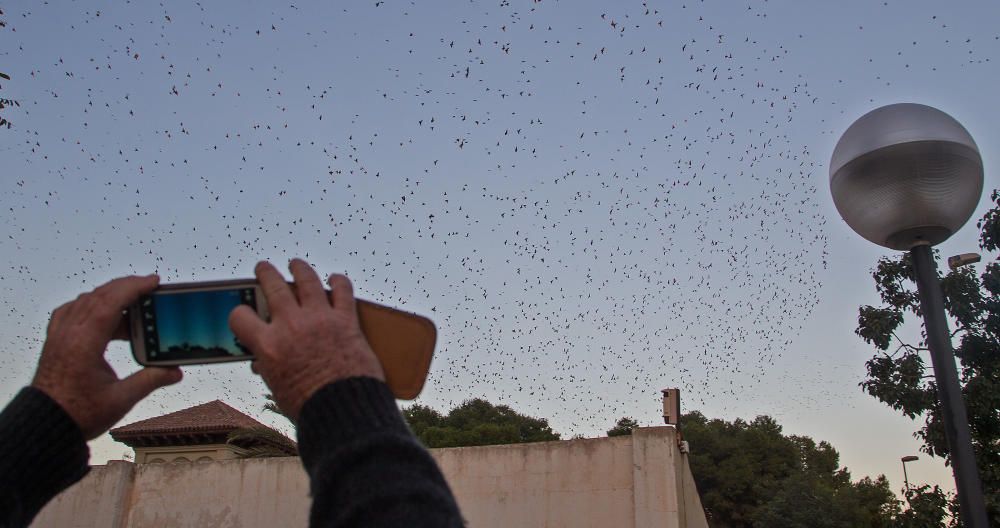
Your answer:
110,400 -> 267,440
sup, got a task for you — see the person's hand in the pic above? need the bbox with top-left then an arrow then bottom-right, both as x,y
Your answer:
230,259 -> 385,422
31,275 -> 183,440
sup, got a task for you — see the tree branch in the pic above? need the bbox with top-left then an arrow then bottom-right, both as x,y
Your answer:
891,333 -> 928,355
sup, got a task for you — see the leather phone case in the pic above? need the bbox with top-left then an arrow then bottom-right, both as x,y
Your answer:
356,299 -> 436,400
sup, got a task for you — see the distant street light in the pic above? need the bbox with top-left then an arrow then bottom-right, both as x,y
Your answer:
901,455 -> 919,493
830,103 -> 988,528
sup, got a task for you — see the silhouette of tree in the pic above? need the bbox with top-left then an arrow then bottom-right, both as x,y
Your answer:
607,416 -> 639,437
402,398 -> 560,448
855,189 -> 1000,524
682,411 -> 900,528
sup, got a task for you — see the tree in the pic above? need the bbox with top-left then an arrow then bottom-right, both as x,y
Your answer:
263,392 -> 289,423
893,485 -> 951,528
607,416 -> 639,437
750,472 -> 899,528
681,411 -> 899,528
402,398 -> 560,448
855,189 -> 1000,524
607,417 -> 639,437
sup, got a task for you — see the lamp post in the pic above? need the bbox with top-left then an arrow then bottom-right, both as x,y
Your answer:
830,103 -> 988,527
901,455 -> 919,494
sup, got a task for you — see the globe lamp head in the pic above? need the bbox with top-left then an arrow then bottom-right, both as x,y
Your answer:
829,103 -> 983,250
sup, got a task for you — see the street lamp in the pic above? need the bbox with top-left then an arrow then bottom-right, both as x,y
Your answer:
830,103 -> 988,527
901,455 -> 919,493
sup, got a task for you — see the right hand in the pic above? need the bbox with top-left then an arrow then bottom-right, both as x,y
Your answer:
229,259 -> 385,422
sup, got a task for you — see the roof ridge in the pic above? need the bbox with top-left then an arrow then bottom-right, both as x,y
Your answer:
110,399 -> 268,440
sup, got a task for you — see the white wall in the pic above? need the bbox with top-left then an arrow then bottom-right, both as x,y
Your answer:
32,426 -> 707,528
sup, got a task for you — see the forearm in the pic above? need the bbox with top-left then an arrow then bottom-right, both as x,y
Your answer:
0,387 -> 90,528
297,377 -> 463,528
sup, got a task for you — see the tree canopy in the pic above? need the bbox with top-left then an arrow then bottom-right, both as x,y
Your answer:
407,401 -> 907,527
607,416 -> 639,437
682,411 -> 899,528
855,189 -> 1000,525
402,398 -> 560,448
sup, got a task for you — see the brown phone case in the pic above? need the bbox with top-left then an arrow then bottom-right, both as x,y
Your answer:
355,299 -> 437,400
288,282 -> 437,400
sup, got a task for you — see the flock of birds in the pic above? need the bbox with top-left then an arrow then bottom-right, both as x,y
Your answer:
0,1 -> 995,453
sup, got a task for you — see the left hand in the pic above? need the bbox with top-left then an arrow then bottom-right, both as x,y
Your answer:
31,274 -> 183,440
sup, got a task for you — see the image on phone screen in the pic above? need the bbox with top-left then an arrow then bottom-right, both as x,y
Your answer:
139,288 -> 256,361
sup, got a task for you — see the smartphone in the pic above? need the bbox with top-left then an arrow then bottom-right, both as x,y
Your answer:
129,279 -> 266,366
128,279 -> 437,399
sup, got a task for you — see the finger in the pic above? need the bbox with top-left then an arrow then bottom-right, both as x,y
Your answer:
111,310 -> 131,341
229,304 -> 267,354
90,275 -> 160,334
255,261 -> 298,316
328,274 -> 357,315
47,302 -> 71,335
250,360 -> 260,375
116,367 -> 183,409
288,259 -> 328,309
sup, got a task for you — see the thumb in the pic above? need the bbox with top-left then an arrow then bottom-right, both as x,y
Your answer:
229,304 -> 266,352
117,367 -> 183,408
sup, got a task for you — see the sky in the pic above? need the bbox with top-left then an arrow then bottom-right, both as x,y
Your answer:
1,0 -> 998,497
152,289 -> 250,356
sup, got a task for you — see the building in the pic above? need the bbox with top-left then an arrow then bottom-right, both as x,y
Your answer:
33,399 -> 708,527
109,400 -> 296,464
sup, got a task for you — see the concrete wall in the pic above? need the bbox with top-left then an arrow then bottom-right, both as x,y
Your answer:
32,426 -> 707,528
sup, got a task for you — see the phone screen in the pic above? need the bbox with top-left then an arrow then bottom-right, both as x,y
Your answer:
138,287 -> 257,361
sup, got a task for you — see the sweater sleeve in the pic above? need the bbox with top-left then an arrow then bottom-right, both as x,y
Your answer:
296,377 -> 464,528
0,386 -> 90,528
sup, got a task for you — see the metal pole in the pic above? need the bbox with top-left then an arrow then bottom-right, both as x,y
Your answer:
902,460 -> 911,494
909,244 -> 988,527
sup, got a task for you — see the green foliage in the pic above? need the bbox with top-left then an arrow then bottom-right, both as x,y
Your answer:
682,411 -> 900,528
855,189 -> 1000,524
262,392 -> 292,425
751,473 -> 900,528
856,306 -> 905,351
402,398 -> 560,448
607,416 -> 639,437
978,190 -> 1000,253
893,485 -> 951,528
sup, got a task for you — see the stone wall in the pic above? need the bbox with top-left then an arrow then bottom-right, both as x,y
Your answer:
32,426 -> 707,528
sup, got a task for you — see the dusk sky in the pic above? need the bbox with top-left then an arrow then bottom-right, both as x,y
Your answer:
1,0 -> 998,495
152,289 -> 248,356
